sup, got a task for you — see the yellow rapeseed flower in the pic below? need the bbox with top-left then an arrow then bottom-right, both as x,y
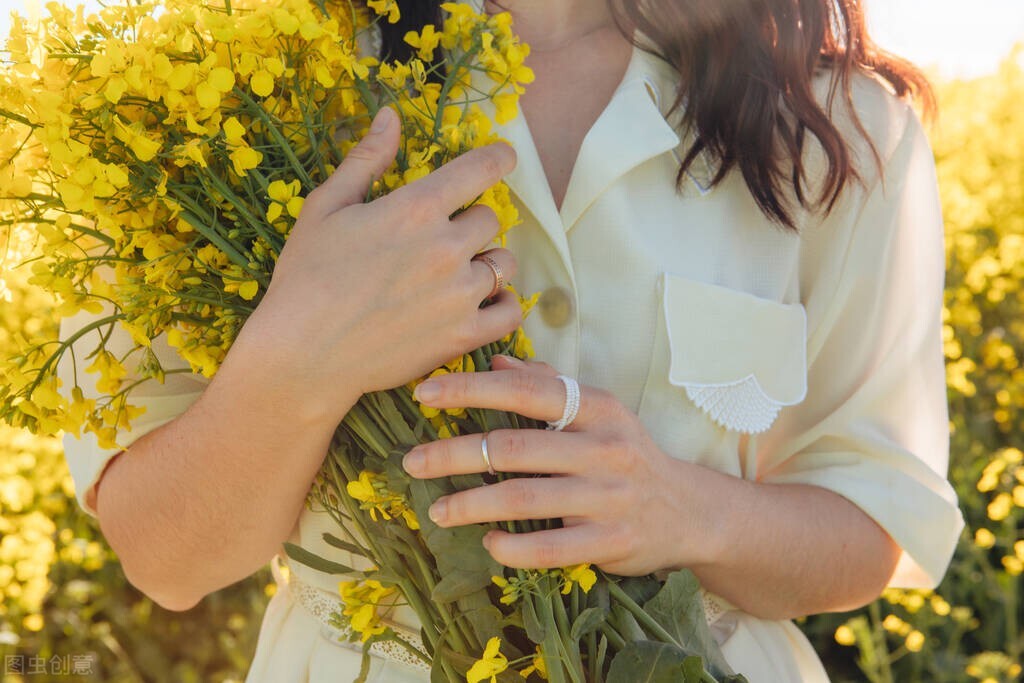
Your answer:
367,0 -> 400,24
519,645 -> 548,680
467,637 -> 509,683
834,625 -> 856,646
905,630 -> 925,653
560,564 -> 597,595
988,492 -> 1013,521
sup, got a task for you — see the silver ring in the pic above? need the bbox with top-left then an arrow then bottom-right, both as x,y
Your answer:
546,375 -> 581,431
474,252 -> 504,299
480,432 -> 496,475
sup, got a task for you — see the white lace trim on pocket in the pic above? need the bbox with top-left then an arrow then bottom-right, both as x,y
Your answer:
662,273 -> 808,434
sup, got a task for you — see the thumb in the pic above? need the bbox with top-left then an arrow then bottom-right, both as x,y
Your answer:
321,107 -> 401,211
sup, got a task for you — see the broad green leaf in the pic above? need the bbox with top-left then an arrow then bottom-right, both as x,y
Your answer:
431,569 -> 494,603
643,570 -> 735,678
606,641 -> 701,683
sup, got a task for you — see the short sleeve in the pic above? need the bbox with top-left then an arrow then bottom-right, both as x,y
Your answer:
57,304 -> 208,518
757,99 -> 965,589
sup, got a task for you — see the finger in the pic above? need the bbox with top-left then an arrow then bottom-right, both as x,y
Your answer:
470,248 -> 517,302
412,368 -> 598,428
468,288 -> 523,345
427,477 -> 594,528
397,143 -> 516,218
306,108 -> 401,216
403,429 -> 593,478
484,526 -> 616,569
450,204 -> 501,254
490,355 -> 561,377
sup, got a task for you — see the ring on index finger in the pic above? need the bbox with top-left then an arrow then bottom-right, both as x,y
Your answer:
546,375 -> 581,431
472,251 -> 504,300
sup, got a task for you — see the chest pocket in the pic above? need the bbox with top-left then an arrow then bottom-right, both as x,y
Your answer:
636,272 -> 808,461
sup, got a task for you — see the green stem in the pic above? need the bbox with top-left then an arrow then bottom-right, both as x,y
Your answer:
598,623 -> 626,651
550,590 -> 585,683
606,581 -> 678,646
868,600 -> 895,683
234,88 -> 314,188
199,170 -> 280,256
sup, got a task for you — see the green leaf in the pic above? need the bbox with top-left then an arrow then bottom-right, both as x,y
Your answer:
372,392 -> 419,445
610,604 -> 647,642
522,593 -> 547,642
320,532 -> 366,556
642,570 -> 735,678
457,601 -> 507,652
570,607 -> 606,641
283,542 -> 358,576
431,569 -> 494,603
595,635 -> 609,683
606,641 -> 699,683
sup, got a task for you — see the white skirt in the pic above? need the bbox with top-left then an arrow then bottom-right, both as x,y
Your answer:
244,555 -> 831,683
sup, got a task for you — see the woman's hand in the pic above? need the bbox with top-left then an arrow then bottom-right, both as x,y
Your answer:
232,108 -> 523,424
401,354 -> 719,576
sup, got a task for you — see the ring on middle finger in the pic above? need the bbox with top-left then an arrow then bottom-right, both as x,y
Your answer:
479,431 -> 497,476
472,251 -> 504,300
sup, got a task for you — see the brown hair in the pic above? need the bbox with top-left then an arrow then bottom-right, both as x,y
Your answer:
387,0 -> 934,229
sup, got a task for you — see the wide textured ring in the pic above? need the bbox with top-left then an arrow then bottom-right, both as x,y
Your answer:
473,252 -> 504,300
479,432 -> 496,475
546,375 -> 581,431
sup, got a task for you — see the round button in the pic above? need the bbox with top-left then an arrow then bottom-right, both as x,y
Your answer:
538,286 -> 573,328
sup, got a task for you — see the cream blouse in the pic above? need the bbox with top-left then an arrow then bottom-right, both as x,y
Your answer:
59,16 -> 964,683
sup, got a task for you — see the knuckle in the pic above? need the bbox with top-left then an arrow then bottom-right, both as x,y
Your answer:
446,494 -> 468,523
475,204 -> 500,232
596,431 -> 628,456
606,524 -> 636,559
433,439 -> 457,472
504,479 -> 536,510
304,185 -> 325,209
451,320 -> 479,351
477,151 -> 504,182
431,236 -> 464,272
397,187 -> 437,224
493,429 -> 527,469
509,369 -> 540,398
533,541 -> 562,568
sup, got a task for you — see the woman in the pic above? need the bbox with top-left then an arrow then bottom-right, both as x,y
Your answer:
59,0 -> 965,680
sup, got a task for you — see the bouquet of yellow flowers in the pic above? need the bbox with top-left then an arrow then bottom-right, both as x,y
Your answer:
0,0 -> 744,680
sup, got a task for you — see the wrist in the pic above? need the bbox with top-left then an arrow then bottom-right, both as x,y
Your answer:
221,307 -> 363,429
663,458 -> 741,572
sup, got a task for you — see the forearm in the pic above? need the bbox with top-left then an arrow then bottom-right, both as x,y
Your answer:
679,464 -> 900,621
95,319 -> 357,611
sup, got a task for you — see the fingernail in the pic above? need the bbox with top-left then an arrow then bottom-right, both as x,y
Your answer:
428,498 -> 447,525
414,381 -> 440,403
370,107 -> 393,133
403,449 -> 425,475
482,531 -> 494,550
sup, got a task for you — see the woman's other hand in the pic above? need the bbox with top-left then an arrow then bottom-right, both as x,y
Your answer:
235,107 -> 522,424
399,355 -> 715,577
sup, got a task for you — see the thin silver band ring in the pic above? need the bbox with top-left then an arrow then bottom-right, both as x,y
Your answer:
480,432 -> 496,475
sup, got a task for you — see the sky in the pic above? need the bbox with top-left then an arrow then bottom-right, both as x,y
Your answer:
1,0 -> 1023,79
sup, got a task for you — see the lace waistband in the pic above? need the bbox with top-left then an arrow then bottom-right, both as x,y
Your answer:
273,556 -> 431,672
275,554 -> 736,670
